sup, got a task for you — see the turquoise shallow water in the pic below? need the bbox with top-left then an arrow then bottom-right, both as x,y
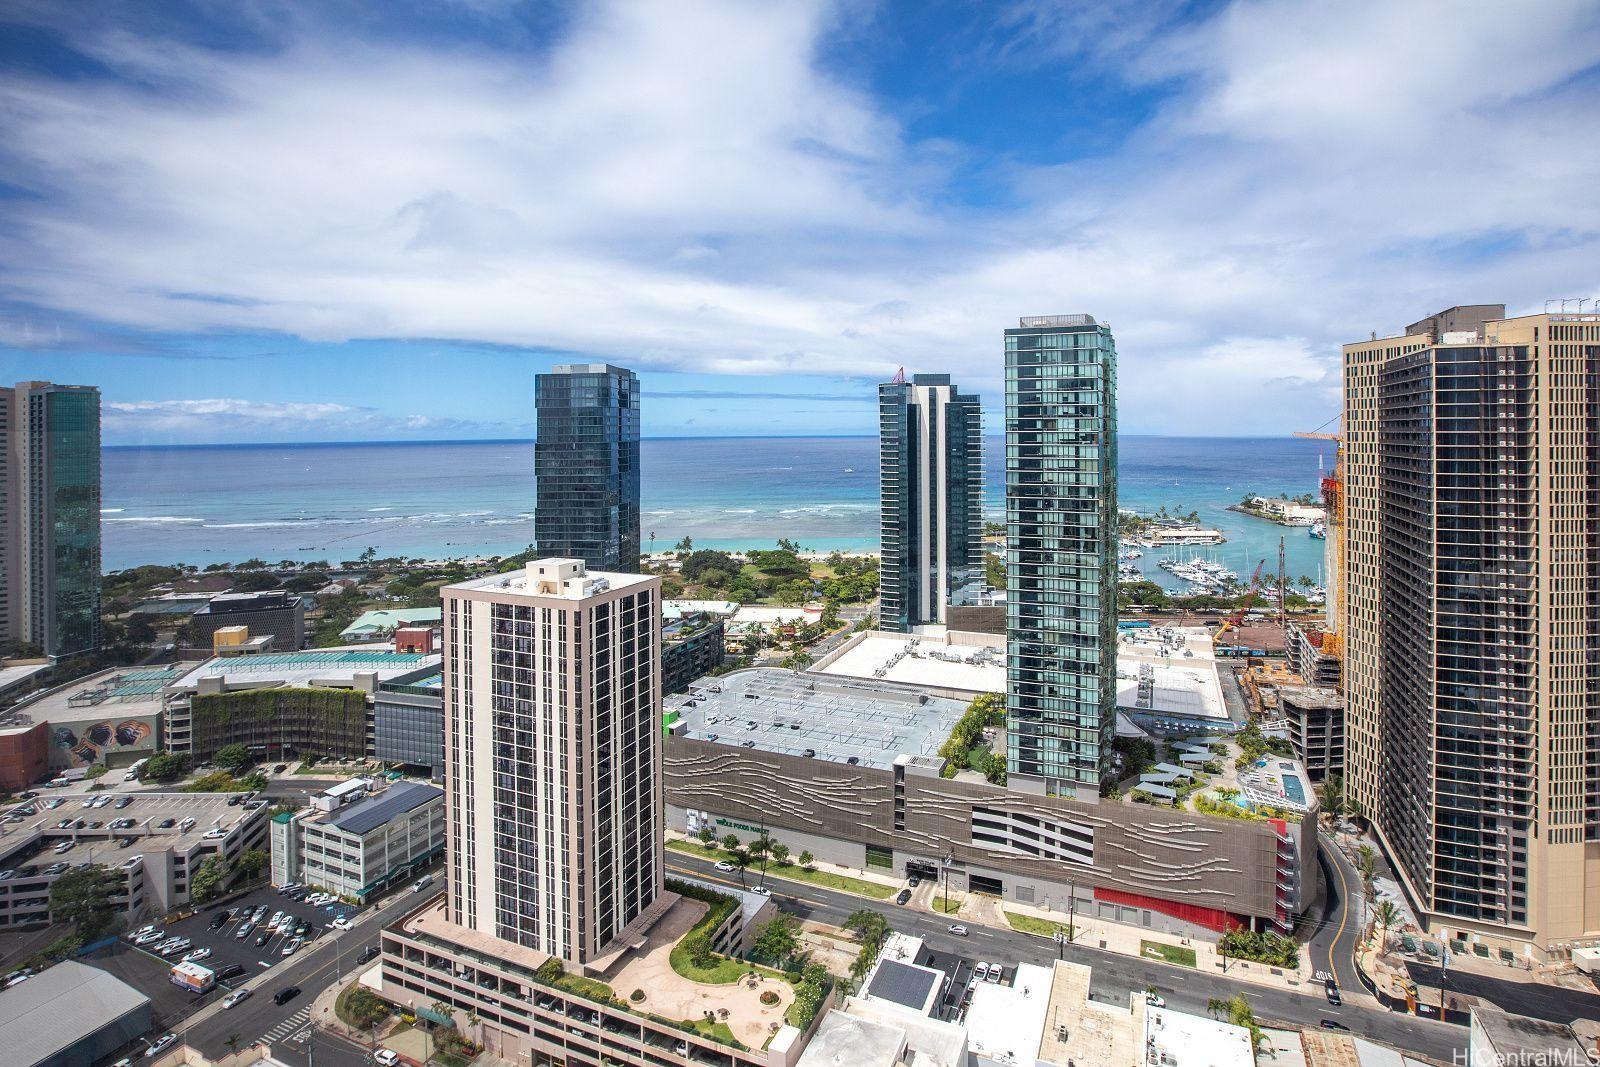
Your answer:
101,435 -> 1334,582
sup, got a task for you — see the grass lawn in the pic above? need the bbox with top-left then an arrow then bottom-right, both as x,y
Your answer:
689,1018 -> 746,1050
933,894 -> 964,915
1004,911 -> 1070,938
669,944 -> 757,985
1140,940 -> 1198,968
666,840 -> 895,899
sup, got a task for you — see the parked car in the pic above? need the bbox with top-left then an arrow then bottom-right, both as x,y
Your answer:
215,964 -> 247,982
374,1050 -> 400,1066
255,930 -> 273,947
146,1034 -> 178,1057
182,948 -> 212,963
331,916 -> 354,931
1320,1020 -> 1349,1031
973,962 -> 990,982
282,936 -> 304,956
209,910 -> 231,930
1145,993 -> 1166,1008
114,797 -> 133,809
222,988 -> 252,1009
986,963 -> 1002,983
274,985 -> 302,1006
235,922 -> 256,940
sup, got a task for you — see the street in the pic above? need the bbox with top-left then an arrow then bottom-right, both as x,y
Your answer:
1308,838 -> 1366,999
666,853 -> 1469,1063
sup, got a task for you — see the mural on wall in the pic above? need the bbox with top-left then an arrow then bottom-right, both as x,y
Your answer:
51,718 -> 155,768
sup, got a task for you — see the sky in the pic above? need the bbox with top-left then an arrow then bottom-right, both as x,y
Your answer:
1,0 -> 1598,446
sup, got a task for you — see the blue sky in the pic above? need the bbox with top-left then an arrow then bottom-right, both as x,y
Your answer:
2,0 -> 1598,446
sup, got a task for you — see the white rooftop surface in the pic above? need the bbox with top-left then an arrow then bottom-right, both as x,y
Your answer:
841,999 -> 967,1067
0,661 -> 49,694
446,559 -> 655,601
730,605 -> 816,627
794,1011 -> 906,1067
0,960 -> 149,1065
965,962 -> 1055,1066
1115,627 -> 1227,723
169,649 -> 441,691
1147,1006 -> 1255,1067
815,632 -> 1005,693
664,599 -> 739,618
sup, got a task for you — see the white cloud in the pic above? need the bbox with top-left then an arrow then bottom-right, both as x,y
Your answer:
104,398 -> 501,438
3,0 -> 1599,434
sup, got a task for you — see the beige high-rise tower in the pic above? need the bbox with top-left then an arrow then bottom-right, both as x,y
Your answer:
1342,304 -> 1600,960
442,558 -> 663,964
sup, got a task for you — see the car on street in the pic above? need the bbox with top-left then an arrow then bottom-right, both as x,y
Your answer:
410,874 -> 433,892
332,916 -> 354,931
908,876 -> 920,888
713,860 -> 735,871
1145,993 -> 1166,1008
146,1034 -> 177,1057
750,885 -> 771,896
1325,983 -> 1342,1007
274,985 -> 302,1006
947,924 -> 968,936
357,946 -> 380,964
895,889 -> 912,905
1320,1020 -> 1349,1031
274,763 -> 288,773
222,988 -> 252,1009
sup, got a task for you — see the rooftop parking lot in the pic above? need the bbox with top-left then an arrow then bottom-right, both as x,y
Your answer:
125,883 -> 360,989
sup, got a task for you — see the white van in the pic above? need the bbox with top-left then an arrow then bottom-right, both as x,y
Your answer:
410,874 -> 434,893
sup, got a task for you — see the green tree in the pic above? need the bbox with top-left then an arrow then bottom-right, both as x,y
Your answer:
682,930 -> 715,967
798,850 -> 814,870
235,848 -> 268,880
1372,900 -> 1401,945
720,834 -> 741,854
191,855 -> 229,903
145,752 -> 190,782
695,825 -> 715,847
752,912 -> 802,964
213,743 -> 253,774
1319,774 -> 1346,819
769,841 -> 791,867
49,866 -> 123,941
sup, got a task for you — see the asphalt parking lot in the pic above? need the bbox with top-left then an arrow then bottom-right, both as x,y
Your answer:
127,885 -> 360,988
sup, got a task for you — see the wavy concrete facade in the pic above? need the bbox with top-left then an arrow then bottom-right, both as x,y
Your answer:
665,735 -> 1319,935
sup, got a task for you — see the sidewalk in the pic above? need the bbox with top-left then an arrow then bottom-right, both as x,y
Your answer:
954,893 -> 1317,994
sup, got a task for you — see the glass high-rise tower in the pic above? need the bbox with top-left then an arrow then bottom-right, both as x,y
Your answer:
534,364 -> 641,572
1004,316 -> 1117,800
878,373 -> 983,632
0,381 -> 102,658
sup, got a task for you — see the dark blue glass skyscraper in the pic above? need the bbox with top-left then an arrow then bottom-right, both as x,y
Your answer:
1004,316 -> 1117,799
534,364 -> 640,572
878,373 -> 982,632
1,381 -> 102,658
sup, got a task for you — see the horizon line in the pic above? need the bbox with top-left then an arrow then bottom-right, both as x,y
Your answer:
102,432 -> 1312,451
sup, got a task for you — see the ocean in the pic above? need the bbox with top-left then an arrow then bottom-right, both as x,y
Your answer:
101,435 -> 1336,585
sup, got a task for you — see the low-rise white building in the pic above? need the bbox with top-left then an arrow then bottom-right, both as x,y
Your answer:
271,778 -> 443,901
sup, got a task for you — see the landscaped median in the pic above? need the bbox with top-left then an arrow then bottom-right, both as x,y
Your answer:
666,838 -> 897,899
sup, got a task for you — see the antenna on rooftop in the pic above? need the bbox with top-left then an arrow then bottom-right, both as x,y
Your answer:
892,367 -> 906,384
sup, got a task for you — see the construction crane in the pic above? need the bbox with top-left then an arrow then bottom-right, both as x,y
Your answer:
1216,559 -> 1267,643
1294,416 -> 1344,661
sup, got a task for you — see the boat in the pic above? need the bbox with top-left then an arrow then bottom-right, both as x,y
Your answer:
1309,521 -> 1326,539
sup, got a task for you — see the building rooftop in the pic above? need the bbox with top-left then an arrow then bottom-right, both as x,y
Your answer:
195,589 -> 302,614
324,781 -> 443,836
446,559 -> 655,602
667,669 -> 967,770
1147,1005 -> 1256,1067
340,607 -> 442,640
0,960 -> 149,1065
965,962 -> 1056,1066
169,649 -> 440,692
794,1011 -> 906,1067
0,661 -> 50,698
814,631 -> 1004,694
1,790 -> 265,867
864,958 -> 941,1015
663,599 -> 738,619
1,665 -> 186,730
1471,1004 -> 1591,1064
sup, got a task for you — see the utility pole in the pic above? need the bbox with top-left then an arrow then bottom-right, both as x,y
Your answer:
1277,535 -> 1288,634
1438,933 -> 1450,1019
1066,880 -> 1077,943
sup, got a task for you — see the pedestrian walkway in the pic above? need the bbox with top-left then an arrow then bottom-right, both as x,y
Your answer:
262,1006 -> 311,1045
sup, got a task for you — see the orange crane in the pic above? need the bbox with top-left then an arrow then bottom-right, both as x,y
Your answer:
1294,419 -> 1344,660
1216,559 -> 1267,643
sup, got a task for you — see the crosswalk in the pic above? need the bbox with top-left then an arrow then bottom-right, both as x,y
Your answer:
260,1006 -> 311,1045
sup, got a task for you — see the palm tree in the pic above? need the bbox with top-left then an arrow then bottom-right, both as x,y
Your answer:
1372,900 -> 1401,947
225,1033 -> 241,1056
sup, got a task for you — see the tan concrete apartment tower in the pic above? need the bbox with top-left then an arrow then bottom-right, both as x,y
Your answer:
441,558 -> 664,965
1341,305 -> 1600,960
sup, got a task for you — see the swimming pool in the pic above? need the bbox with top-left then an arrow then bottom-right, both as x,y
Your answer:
1279,763 -> 1308,805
